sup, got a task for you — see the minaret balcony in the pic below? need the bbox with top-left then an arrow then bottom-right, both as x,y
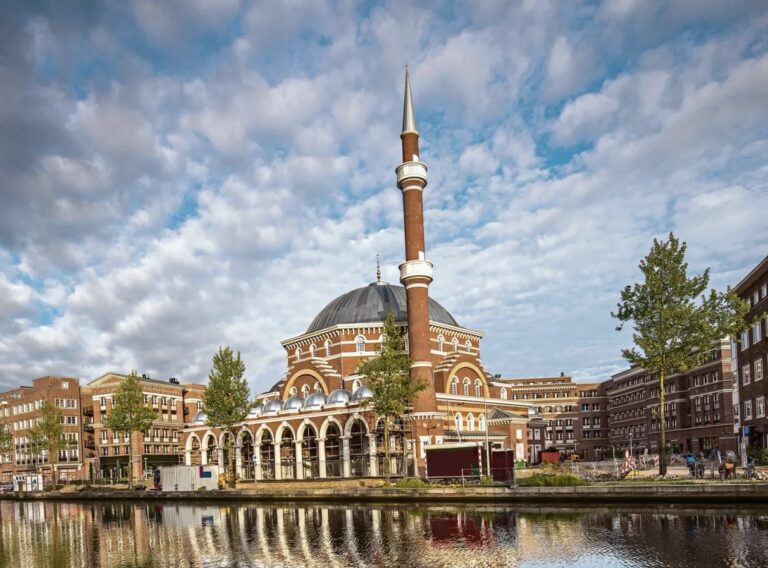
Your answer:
396,161 -> 428,188
399,259 -> 433,283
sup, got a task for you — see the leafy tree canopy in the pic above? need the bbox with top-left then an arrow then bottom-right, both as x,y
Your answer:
105,371 -> 157,437
202,346 -> 251,430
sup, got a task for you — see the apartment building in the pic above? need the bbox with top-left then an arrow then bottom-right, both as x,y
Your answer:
88,373 -> 204,480
734,256 -> 768,450
0,376 -> 86,483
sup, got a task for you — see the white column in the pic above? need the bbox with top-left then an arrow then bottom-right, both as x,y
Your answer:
368,434 -> 377,477
318,438 -> 327,479
294,441 -> 304,480
235,443 -> 243,478
201,449 -> 208,466
273,442 -> 282,481
342,436 -> 351,478
255,447 -> 262,481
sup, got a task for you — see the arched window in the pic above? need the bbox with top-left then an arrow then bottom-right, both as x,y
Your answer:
465,340 -> 471,352
355,335 -> 365,353
474,379 -> 482,397
301,384 -> 310,398
467,414 -> 475,432
478,414 -> 486,432
450,377 -> 458,395
454,413 -> 462,431
463,378 -> 470,396
437,335 -> 444,352
290,386 -> 298,396
310,344 -> 317,358
352,379 -> 362,391
452,338 -> 458,352
500,388 -> 508,400
325,340 -> 332,356
314,381 -> 321,393
294,347 -> 301,359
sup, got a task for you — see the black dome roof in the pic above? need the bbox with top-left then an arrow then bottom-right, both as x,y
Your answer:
307,283 -> 459,333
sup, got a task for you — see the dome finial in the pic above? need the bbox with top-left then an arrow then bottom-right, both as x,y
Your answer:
376,254 -> 381,284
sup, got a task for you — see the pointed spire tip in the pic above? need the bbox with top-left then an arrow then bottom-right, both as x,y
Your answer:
402,66 -> 418,136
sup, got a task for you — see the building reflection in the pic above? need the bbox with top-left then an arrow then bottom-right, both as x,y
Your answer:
0,501 -> 767,567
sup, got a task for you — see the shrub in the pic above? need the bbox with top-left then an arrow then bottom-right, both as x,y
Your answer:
517,473 -> 586,487
396,477 -> 427,488
748,447 -> 768,466
480,476 -> 494,486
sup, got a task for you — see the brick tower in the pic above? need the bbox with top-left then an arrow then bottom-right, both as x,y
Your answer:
396,68 -> 444,471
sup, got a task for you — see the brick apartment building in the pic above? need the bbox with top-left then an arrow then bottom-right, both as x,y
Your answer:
88,372 -> 204,480
734,255 -> 768,450
0,376 -> 87,483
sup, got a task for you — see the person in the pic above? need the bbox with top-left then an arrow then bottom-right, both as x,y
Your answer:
685,452 -> 696,476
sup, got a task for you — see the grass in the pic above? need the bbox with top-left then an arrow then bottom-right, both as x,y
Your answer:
516,473 -> 587,487
395,477 -> 428,489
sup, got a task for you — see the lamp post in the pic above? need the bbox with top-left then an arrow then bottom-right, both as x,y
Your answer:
483,394 -> 491,477
629,433 -> 633,459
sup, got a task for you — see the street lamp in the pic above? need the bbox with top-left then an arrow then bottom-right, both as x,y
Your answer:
483,394 -> 491,477
629,433 -> 633,459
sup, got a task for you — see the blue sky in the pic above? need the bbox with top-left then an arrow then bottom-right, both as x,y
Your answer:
1,0 -> 767,392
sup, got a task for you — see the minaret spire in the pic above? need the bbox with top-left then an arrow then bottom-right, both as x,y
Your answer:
402,66 -> 418,135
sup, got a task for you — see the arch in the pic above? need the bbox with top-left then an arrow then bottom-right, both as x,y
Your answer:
295,347 -> 302,359
258,428 -> 275,480
344,415 -> 369,437
203,432 -> 218,466
289,386 -> 298,397
467,413 -> 475,432
310,344 -> 317,358
464,340 -> 472,352
355,335 -> 366,353
478,414 -> 486,432
278,426 -> 296,480
500,388 -> 508,400
301,383 -> 310,398
275,421 -> 296,442
450,377 -> 458,395
283,369 -> 328,400
238,428 -> 255,480
314,381 -> 321,392
300,422 -> 319,479
185,433 -> 201,466
324,339 -> 332,356
324,420 -> 343,478
454,413 -> 463,431
437,335 -> 445,352
319,416 -> 344,439
443,362 -> 492,397
349,418 -> 370,476
474,379 -> 482,397
463,378 -> 470,396
452,337 -> 458,352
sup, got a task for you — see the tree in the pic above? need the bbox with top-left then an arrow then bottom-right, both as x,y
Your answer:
202,346 -> 251,488
0,423 -> 12,457
613,233 -> 748,475
357,311 -> 425,483
105,371 -> 157,487
27,401 -> 65,486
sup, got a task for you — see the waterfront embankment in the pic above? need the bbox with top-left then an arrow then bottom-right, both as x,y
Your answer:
4,481 -> 768,504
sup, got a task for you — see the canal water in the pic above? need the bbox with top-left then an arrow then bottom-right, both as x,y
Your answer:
0,501 -> 766,567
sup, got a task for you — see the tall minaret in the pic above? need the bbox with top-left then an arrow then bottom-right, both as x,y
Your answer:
396,68 -> 444,447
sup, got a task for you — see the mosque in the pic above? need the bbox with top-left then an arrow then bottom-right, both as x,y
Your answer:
182,70 -> 540,480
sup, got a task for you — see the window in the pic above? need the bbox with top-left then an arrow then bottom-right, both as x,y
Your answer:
467,414 -> 475,431
437,335 -> 444,352
294,347 -> 301,359
743,364 -> 752,386
478,414 -> 486,431
745,400 -> 753,420
757,397 -> 766,418
463,379 -> 470,396
353,379 -> 362,391
474,379 -> 482,397
454,413 -> 462,431
754,322 -> 762,343
310,344 -> 317,358
61,381 -> 69,389
301,384 -> 310,398
289,386 -> 298,396
464,340 -> 471,352
314,381 -> 322,392
756,359 -> 764,382
741,330 -> 750,350
500,388 -> 507,400
762,284 -> 767,298
450,378 -> 458,395
325,340 -> 332,356
452,338 -> 458,352
355,335 -> 366,354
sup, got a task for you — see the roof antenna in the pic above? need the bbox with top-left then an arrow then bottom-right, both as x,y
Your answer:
376,254 -> 382,284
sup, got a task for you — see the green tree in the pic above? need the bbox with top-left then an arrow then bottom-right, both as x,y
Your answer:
0,424 -> 12,457
613,233 -> 748,475
105,371 -> 157,487
202,347 -> 251,488
27,401 -> 66,486
357,311 -> 425,483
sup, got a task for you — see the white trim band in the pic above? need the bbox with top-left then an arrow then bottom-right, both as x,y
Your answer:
411,361 -> 433,369
405,283 -> 429,289
396,161 -> 428,187
401,184 -> 423,193
399,259 -> 433,283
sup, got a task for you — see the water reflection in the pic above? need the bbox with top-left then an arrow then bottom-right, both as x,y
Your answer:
0,501 -> 766,567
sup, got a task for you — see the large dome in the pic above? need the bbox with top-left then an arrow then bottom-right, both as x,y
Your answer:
307,282 -> 459,333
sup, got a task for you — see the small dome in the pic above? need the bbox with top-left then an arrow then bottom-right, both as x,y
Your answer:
248,403 -> 263,417
327,389 -> 352,405
352,386 -> 373,401
304,392 -> 327,409
263,399 -> 284,413
283,395 -> 305,411
192,410 -> 207,422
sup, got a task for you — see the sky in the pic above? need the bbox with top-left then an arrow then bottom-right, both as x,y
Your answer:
1,0 -> 767,393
